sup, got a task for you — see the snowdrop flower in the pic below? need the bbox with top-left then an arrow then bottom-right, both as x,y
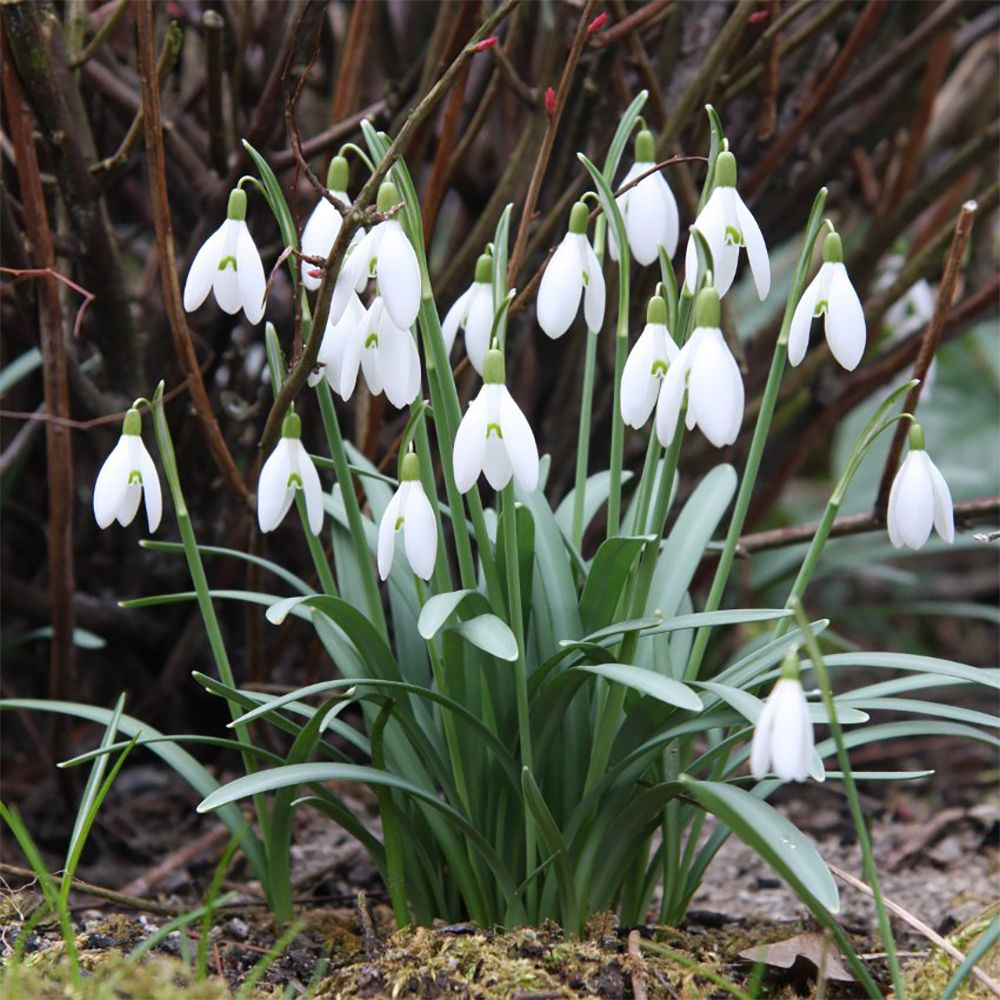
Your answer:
184,188 -> 267,324
300,156 -> 361,291
93,407 -> 162,532
887,424 -> 954,550
537,201 -> 605,338
442,253 -> 494,373
258,412 -> 324,535
788,231 -> 866,370
620,294 -> 679,428
333,180 -> 420,331
377,452 -> 437,581
655,285 -> 744,448
684,149 -> 769,300
454,348 -> 539,494
338,296 -> 421,409
750,651 -> 813,783
309,291 -> 366,393
609,128 -> 679,265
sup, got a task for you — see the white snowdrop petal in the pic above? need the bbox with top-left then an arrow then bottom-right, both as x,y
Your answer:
183,224 -> 227,313
688,329 -> 743,447
581,239 -> 606,332
734,193 -> 770,300
713,241 -> 740,300
685,189 -> 727,293
464,285 -> 495,374
403,485 -> 437,581
116,484 -> 142,527
628,172 -> 672,266
499,388 -> 540,495
93,437 -> 133,529
300,197 -> 342,290
654,348 -> 689,447
212,220 -> 244,315
378,222 -> 421,330
826,263 -> 866,371
441,285 -> 472,355
888,452 -> 935,549
235,224 -> 267,324
453,393 -> 489,493
137,442 -> 162,533
380,322 -> 421,408
294,442 -> 324,536
749,694 -> 777,781
537,236 -> 583,338
653,172 -> 680,259
620,326 -> 659,428
926,454 -> 955,544
377,489 -> 403,580
787,273 -> 824,366
482,435 -> 513,491
258,440 -> 293,533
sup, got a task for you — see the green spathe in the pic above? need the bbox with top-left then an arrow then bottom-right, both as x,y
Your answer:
568,201 -> 589,235
122,408 -> 142,437
822,231 -> 844,263
377,181 -> 401,213
693,286 -> 721,328
226,188 -> 247,221
327,155 -> 349,192
646,294 -> 668,326
483,348 -> 505,385
281,411 -> 302,440
474,253 -> 493,284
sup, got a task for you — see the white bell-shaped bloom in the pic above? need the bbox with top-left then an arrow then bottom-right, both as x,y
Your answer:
258,413 -> 324,535
337,296 -> 421,409
620,295 -> 679,429
332,181 -> 420,331
442,253 -> 494,373
309,291 -> 366,392
684,150 -> 769,300
93,408 -> 162,532
609,128 -> 679,265
300,156 -> 364,291
537,201 -> 605,338
184,188 -> 267,324
750,665 -> 813,783
788,231 -> 866,370
887,427 -> 954,550
377,453 -> 437,581
655,287 -> 743,448
454,349 -> 539,494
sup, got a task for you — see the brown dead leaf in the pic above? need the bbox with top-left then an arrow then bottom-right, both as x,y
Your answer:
739,932 -> 855,982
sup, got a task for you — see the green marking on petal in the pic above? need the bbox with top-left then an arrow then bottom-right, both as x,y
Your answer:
218,256 -> 238,271
394,516 -> 405,532
651,360 -> 668,377
364,333 -> 379,349
287,473 -> 303,490
128,470 -> 142,486
486,422 -> 503,440
582,270 -> 590,286
723,225 -> 741,246
814,299 -> 828,317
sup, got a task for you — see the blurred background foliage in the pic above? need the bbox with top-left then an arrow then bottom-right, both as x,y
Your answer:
1,0 -> 997,790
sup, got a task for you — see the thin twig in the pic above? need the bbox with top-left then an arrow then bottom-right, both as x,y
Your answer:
203,10 -> 228,176
136,1 -> 251,507
507,0 -> 597,290
69,0 -> 130,68
828,863 -> 1000,996
588,0 -> 672,50
874,200 -> 978,518
0,267 -> 94,339
628,929 -> 649,1000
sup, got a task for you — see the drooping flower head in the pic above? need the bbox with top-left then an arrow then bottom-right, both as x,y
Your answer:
331,180 -> 421,331
301,155 -> 358,291
788,230 -> 866,371
750,648 -> 814,783
184,188 -> 267,324
537,201 -> 606,339
610,127 -> 680,265
887,423 -> 955,550
684,148 -> 769,300
656,284 -> 744,449
93,407 -> 162,532
258,411 -> 324,535
454,348 -> 540,494
620,293 -> 679,429
378,451 -> 438,581
442,252 -> 495,374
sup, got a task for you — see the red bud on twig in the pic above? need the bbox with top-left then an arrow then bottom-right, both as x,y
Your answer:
473,36 -> 499,52
544,86 -> 557,117
587,11 -> 608,34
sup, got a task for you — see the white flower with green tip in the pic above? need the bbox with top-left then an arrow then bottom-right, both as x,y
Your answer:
788,231 -> 866,371
655,285 -> 744,448
887,425 -> 954,550
300,155 -> 364,291
620,294 -> 679,429
378,452 -> 437,581
609,127 -> 679,265
537,201 -> 605,338
454,348 -> 539,494
750,652 -> 813,783
684,149 -> 769,300
442,252 -> 495,373
257,412 -> 324,535
184,188 -> 267,324
93,408 -> 162,532
310,291 -> 365,393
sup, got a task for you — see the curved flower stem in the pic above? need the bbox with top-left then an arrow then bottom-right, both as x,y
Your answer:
570,328 -> 600,549
629,432 -> 661,536
792,602 -> 905,999
684,187 -> 828,683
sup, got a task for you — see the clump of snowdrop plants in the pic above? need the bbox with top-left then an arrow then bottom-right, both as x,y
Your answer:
65,97 -> 992,995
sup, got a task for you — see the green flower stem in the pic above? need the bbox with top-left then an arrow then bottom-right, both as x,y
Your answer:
571,328 -> 600,549
684,187 -> 828,683
296,493 -> 338,596
792,601 -> 905,999
414,418 -> 453,595
501,484 -> 537,899
607,320 -> 628,537
314,380 -> 388,641
151,385 -> 289,917
370,703 -> 410,928
630,433 -> 662,535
